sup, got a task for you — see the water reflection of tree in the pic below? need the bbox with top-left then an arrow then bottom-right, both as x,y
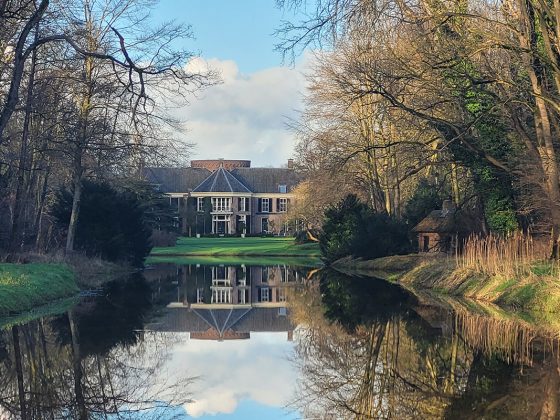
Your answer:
0,275 -> 192,419
289,270 -> 560,419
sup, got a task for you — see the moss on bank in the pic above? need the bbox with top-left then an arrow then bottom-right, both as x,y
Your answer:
332,254 -> 560,313
0,263 -> 78,316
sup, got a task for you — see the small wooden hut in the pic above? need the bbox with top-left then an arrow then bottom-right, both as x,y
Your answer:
412,200 -> 474,254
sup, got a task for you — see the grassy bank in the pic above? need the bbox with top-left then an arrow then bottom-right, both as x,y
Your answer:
0,263 -> 78,315
150,237 -> 321,260
332,254 -> 560,313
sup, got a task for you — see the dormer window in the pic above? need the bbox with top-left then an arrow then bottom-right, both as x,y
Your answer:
278,184 -> 287,193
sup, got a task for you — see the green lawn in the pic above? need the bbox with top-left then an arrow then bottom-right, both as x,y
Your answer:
150,236 -> 321,260
0,263 -> 78,315
146,254 -> 322,267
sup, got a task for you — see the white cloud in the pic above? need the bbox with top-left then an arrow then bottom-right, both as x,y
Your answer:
171,57 -> 308,167
165,332 -> 297,418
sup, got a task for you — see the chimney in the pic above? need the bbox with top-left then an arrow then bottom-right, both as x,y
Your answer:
442,199 -> 455,214
287,159 -> 294,169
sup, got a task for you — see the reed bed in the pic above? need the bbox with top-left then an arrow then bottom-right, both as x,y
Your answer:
456,232 -> 550,278
456,310 -> 539,365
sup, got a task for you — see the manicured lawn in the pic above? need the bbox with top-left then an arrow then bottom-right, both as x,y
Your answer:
0,263 -> 78,315
150,236 -> 321,259
146,254 -> 322,267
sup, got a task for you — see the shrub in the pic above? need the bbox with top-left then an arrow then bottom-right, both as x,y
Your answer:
320,194 -> 411,264
52,180 -> 151,266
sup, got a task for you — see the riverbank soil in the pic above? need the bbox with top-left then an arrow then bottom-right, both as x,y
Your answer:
332,254 -> 560,313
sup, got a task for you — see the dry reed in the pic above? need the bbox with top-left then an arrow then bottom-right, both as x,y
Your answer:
456,232 -> 550,278
456,311 -> 538,365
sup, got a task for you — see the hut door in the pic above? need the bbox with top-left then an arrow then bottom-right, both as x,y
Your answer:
423,236 -> 430,252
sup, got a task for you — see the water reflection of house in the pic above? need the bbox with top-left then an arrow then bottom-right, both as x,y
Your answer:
174,264 -> 302,307
147,306 -> 294,342
145,264 -> 303,341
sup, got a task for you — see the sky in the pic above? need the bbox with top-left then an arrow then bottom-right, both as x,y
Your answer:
125,331 -> 302,420
153,0 -> 309,167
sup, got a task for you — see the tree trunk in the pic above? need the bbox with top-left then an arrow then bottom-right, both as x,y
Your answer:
12,325 -> 27,420
68,310 -> 87,420
518,0 -> 560,257
0,1 -> 48,142
65,171 -> 82,254
9,22 -> 39,251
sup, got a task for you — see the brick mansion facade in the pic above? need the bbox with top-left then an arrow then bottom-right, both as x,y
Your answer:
144,159 -> 302,235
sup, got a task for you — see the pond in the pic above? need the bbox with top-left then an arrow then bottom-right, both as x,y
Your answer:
0,261 -> 558,419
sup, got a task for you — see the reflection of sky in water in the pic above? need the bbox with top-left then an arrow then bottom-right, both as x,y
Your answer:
152,331 -> 300,419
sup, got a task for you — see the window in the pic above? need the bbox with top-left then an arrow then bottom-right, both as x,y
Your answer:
260,287 -> 270,302
239,197 -> 246,211
169,197 -> 180,210
261,198 -> 269,212
196,288 -> 205,303
238,289 -> 249,304
278,198 -> 288,213
197,197 -> 204,212
278,184 -> 287,193
211,197 -> 231,212
261,218 -> 269,233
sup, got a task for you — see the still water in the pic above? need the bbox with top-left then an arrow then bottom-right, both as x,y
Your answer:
0,261 -> 558,419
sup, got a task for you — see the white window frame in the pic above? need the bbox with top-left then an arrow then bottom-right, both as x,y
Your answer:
279,198 -> 288,213
197,197 -> 204,212
239,197 -> 246,212
278,184 -> 287,193
261,287 -> 270,302
261,198 -> 270,213
212,197 -> 231,212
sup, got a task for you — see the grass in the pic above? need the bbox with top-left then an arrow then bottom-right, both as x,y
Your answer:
150,236 -> 321,259
146,254 -> 322,267
0,296 -> 78,330
0,263 -> 78,316
333,254 -> 560,314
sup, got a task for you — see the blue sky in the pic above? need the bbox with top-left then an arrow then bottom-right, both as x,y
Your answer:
151,0 -> 311,167
155,0 -> 300,73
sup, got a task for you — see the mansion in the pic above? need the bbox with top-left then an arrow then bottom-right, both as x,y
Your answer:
144,159 -> 302,235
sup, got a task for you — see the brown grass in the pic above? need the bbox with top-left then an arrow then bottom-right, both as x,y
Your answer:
457,232 -> 550,278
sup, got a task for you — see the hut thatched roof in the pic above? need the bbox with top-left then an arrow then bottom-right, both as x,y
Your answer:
412,209 -> 474,234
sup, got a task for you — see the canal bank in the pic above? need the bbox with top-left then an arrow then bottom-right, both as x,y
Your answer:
332,254 -> 560,314
0,263 -> 77,316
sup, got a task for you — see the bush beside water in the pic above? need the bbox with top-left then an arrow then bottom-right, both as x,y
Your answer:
320,194 -> 412,264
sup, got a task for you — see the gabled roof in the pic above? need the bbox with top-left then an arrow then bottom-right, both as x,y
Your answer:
192,167 -> 251,193
143,167 -> 211,193
232,168 -> 302,193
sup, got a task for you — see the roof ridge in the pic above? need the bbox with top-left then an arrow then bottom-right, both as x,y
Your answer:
222,168 -> 234,192
209,168 -> 220,191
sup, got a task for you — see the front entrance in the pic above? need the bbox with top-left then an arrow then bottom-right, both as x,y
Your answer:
423,236 -> 430,252
212,215 -> 231,234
